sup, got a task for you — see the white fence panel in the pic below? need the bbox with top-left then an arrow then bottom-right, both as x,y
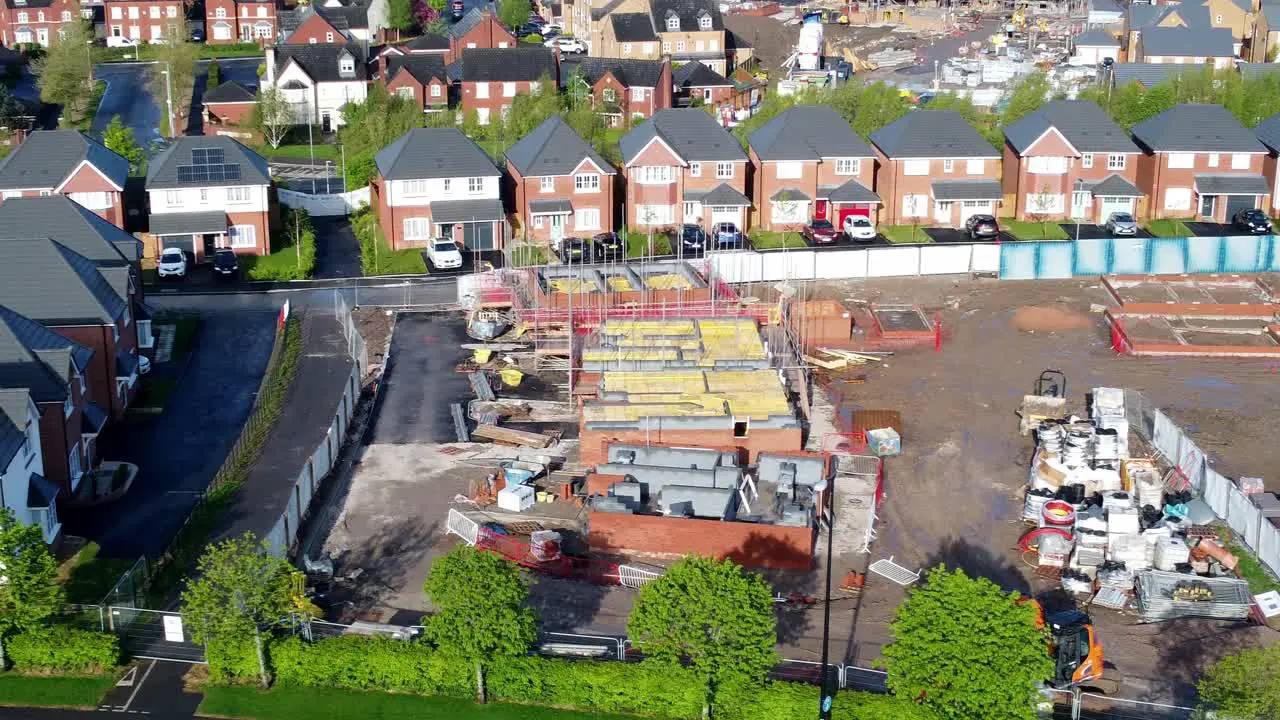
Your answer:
278,187 -> 371,216
1227,485 -> 1261,550
760,251 -> 816,281
867,247 -> 921,277
1259,522 -> 1280,581
711,252 -> 764,283
814,249 -> 868,279
971,243 -> 1000,273
919,244 -> 974,275
1151,410 -> 1181,462
1202,468 -> 1233,519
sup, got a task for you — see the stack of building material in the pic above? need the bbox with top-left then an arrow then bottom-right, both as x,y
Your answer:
1092,387 -> 1129,458
1154,537 -> 1190,571
497,484 -> 535,512
1137,571 -> 1252,622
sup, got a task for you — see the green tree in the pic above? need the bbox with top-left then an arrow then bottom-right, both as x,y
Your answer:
206,59 -> 221,88
0,509 -> 62,669
495,74 -> 560,145
1198,644 -> 1280,718
627,555 -> 777,703
999,71 -> 1051,128
497,0 -> 531,30
422,545 -> 536,704
102,115 -> 144,172
32,20 -> 94,123
882,566 -> 1052,720
253,86 -> 295,148
389,0 -> 417,33
925,92 -> 999,150
147,24 -> 201,137
829,80 -> 913,138
180,533 -> 294,688
338,85 -> 424,187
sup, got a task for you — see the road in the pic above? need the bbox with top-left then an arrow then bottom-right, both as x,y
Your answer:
311,216 -> 363,279
90,57 -> 262,141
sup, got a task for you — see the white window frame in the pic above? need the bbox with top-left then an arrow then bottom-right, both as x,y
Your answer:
215,6 -> 226,17
903,159 -> 929,176
165,190 -> 182,207
666,16 -> 679,30
339,56 -> 355,74
1081,153 -> 1093,168
901,193 -> 929,217
602,87 -> 615,102
1208,153 -> 1219,168
776,161 -> 802,179
228,224 -> 256,249
661,41 -> 671,53
16,11 -> 27,23
622,42 -> 632,55
503,82 -> 516,97
635,203 -> 674,225
630,87 -> 645,102
770,199 -> 807,223
467,177 -> 484,194
689,162 -> 701,177
834,158 -> 858,176
574,207 -> 600,230
1107,154 -> 1125,170
1232,153 -> 1251,170
943,158 -> 954,174
1168,153 -> 1195,169
403,217 -> 431,240
403,179 -> 428,196
326,31 -> 334,42
966,158 -> 984,175
475,81 -> 489,99
70,191 -> 112,210
683,200 -> 702,219
225,186 -> 252,204
1164,186 -> 1192,211
699,14 -> 711,29
430,83 -> 442,98
1028,156 -> 1068,175
166,5 -> 177,17
636,166 -> 674,185
149,6 -> 160,18
715,162 -> 733,179
574,174 -> 600,193
539,176 -> 555,193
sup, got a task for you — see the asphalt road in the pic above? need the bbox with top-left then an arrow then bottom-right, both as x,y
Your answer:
312,216 -> 363,279
90,57 -> 262,141
61,311 -> 278,557
369,313 -> 471,444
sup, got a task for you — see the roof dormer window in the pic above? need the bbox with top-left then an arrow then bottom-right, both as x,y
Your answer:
698,12 -> 711,29
666,14 -> 679,30
339,53 -> 355,76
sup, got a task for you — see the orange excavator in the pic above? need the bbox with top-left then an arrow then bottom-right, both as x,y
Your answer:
1036,606 -> 1119,694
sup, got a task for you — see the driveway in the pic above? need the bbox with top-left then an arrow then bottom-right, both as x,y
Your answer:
311,215 -> 362,279
368,313 -> 471,444
1059,223 -> 1152,240
923,227 -> 1011,243
61,311 -> 277,557
92,63 -> 163,143
1186,221 -> 1249,237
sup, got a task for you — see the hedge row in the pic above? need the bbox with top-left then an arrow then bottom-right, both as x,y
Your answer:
271,636 -> 471,698
7,627 -> 120,674
717,681 -> 942,720
488,656 -> 705,718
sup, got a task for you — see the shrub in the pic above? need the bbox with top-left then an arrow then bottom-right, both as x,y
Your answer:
7,627 -> 120,673
245,208 -> 316,281
521,33 -> 543,43
207,636 -> 266,684
488,656 -> 705,719
270,636 -> 473,698
716,681 -> 941,720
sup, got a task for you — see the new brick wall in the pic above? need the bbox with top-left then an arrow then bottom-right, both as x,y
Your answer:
588,509 -> 815,570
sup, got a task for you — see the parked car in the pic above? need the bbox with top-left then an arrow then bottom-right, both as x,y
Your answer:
157,247 -> 188,278
801,219 -> 840,245
964,214 -> 1000,240
189,27 -> 204,42
842,215 -> 877,242
541,23 -> 563,36
678,224 -> 706,254
1104,212 -> 1139,236
427,238 -> 463,269
558,237 -> 593,264
713,222 -> 744,248
593,231 -> 624,260
212,248 -> 238,279
1233,208 -> 1273,235
517,23 -> 543,36
450,0 -> 465,18
544,35 -> 583,53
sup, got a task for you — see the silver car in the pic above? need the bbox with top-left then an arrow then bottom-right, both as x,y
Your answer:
1104,212 -> 1138,236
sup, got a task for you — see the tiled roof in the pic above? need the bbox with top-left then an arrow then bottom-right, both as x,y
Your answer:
611,13 -> 657,42
0,130 -> 129,192
672,60 -> 730,89
1088,174 -> 1142,196
0,388 -> 27,470
459,47 -> 556,82
0,239 -> 128,326
820,179 -> 880,203
1194,173 -> 1270,195
404,33 -> 450,51
1255,111 -> 1280,152
701,183 -> 749,206
748,106 -> 874,161
273,43 -> 368,83
1131,104 -> 1267,153
1073,28 -> 1120,46
619,108 -> 746,164
869,110 -> 997,158
1107,62 -> 1191,88
147,136 -> 270,190
505,115 -> 615,177
574,57 -> 666,88
0,304 -> 93,403
1003,100 -> 1138,154
1140,26 -> 1234,57
203,81 -> 257,104
649,0 -> 722,32
931,179 -> 1002,201
0,196 -> 141,265
387,54 -> 448,85
375,128 -> 500,180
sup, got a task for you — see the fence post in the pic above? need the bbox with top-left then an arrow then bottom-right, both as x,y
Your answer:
1071,687 -> 1081,720
617,638 -> 627,661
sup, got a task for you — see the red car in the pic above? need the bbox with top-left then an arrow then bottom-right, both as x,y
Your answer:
802,219 -> 840,245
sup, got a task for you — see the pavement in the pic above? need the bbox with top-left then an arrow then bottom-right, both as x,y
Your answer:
368,312 -> 471,444
312,216 -> 363,279
61,311 -> 278,557
90,58 -> 262,141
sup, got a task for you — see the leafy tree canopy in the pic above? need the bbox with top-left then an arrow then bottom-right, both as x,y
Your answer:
180,532 -> 294,645
338,85 -> 425,186
103,115 -> 145,172
0,508 -> 63,667
1198,643 -> 1280,719
498,0 -> 531,31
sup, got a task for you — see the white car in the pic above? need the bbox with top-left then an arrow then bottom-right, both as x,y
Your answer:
157,247 -> 188,278
544,36 -> 585,53
427,239 -> 463,270
842,215 -> 877,242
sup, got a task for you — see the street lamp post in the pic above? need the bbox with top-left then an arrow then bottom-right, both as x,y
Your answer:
325,160 -> 333,194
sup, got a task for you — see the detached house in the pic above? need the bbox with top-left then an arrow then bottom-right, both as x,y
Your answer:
370,128 -> 505,251
672,60 -> 732,108
594,0 -> 731,74
104,0 -> 182,46
203,81 -> 260,131
0,130 -> 130,229
266,44 -> 369,130
205,0 -> 277,44
458,47 -> 557,126
619,107 -> 750,231
1134,26 -> 1236,68
380,54 -> 449,113
0,388 -> 57,543
1002,100 -> 1144,224
748,106 -> 880,231
570,57 -> 671,126
145,136 -> 276,261
281,6 -> 351,44
380,32 -> 450,59
0,0 -> 80,47
868,110 -> 1002,228
507,115 -> 617,244
1131,104 -> 1270,222
445,7 -> 516,63
279,0 -> 386,43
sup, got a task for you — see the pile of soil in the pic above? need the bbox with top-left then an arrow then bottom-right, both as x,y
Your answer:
1011,305 -> 1092,333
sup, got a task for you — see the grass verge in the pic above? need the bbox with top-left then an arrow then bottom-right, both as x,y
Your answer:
199,685 -> 634,720
880,225 -> 933,244
625,231 -> 671,257
353,208 -> 428,275
74,80 -> 107,133
96,43 -> 264,63
58,542 -> 137,604
998,218 -> 1069,241
1145,218 -> 1195,238
1219,527 -> 1280,594
242,208 -> 317,281
749,231 -> 807,250
0,673 -> 115,708
253,143 -> 341,162
155,312 -> 202,361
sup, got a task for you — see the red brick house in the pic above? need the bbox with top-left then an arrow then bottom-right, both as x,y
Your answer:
1255,111 -> 1280,216
0,130 -> 130,229
1131,104 -> 1270,222
747,106 -> 880,231
0,0 -> 80,47
868,110 -> 1002,228
282,6 -> 348,43
380,32 -> 449,58
203,81 -> 259,131
570,57 -> 671,127
1002,100 -> 1144,225
459,47 -> 557,126
445,7 -> 515,63
506,115 -> 617,243
380,54 -> 448,113
104,0 -> 181,46
370,127 -> 506,251
619,107 -> 750,232
205,0 -> 277,44
673,60 -> 732,108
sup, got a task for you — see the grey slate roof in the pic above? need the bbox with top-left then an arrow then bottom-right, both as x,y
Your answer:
82,401 -> 106,434
1131,104 -> 1267,153
748,106 -> 874,161
431,198 -> 505,223
619,108 -> 747,165
1140,27 -> 1234,57
318,1 -> 370,31
1107,63 -> 1192,88
1194,174 -> 1271,195
1265,5 -> 1280,28
0,240 -> 127,326
1088,174 -> 1142,196
0,388 -> 25,471
649,0 -> 722,32
672,60 -> 730,89
386,55 -> 448,85
505,116 -> 615,177
459,47 -> 556,82
1003,100 -> 1139,154
146,136 -> 271,190
375,128 -> 500,180
273,44 -> 368,84
529,199 -> 572,213
1073,29 -> 1120,47
448,7 -> 488,39
149,211 -> 229,236
1256,112 -> 1280,152
28,473 -> 59,509
404,33 -> 451,52
0,305 -> 92,404
612,12 -> 658,42
702,183 -> 750,206
869,110 -> 997,159
1241,62 -> 1280,82
820,179 -> 880,203
0,130 -> 129,192
574,57 -> 666,87
0,196 -> 140,265
931,180 -> 1002,201
203,81 -> 257,104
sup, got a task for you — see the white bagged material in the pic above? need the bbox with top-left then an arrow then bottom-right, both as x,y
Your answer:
1076,506 -> 1108,532
1073,545 -> 1106,567
1103,491 -> 1134,511
1039,532 -> 1072,567
1108,507 -> 1141,535
1078,528 -> 1108,547
497,484 -> 535,512
1079,467 -> 1122,495
1155,538 -> 1190,571
1092,387 -> 1125,415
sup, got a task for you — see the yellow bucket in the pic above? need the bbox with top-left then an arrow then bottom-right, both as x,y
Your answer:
474,349 -> 493,364
500,367 -> 524,387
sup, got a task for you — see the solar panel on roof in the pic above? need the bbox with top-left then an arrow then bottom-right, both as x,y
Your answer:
175,163 -> 240,183
191,148 -> 225,165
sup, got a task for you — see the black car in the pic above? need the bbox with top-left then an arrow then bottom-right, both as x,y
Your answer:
212,248 -> 238,279
1233,208 -> 1273,235
965,214 -> 1000,240
593,232 -> 624,260
678,224 -> 706,254
517,23 -> 543,36
558,237 -> 593,264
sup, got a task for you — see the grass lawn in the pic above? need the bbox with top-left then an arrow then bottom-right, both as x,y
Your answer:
242,250 -> 313,281
880,225 -> 933,244
133,376 -> 178,411
998,218 -> 1069,241
626,231 -> 672,257
74,80 -> 107,133
0,673 -> 115,708
200,686 -> 635,720
1145,218 -> 1195,238
749,231 -> 807,250
367,247 -> 428,275
254,143 -> 341,162
58,542 -> 137,604
155,312 -> 202,361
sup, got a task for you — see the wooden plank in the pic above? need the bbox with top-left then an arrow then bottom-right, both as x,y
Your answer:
472,424 -> 555,448
461,343 -> 532,351
803,354 -> 848,370
820,347 -> 883,362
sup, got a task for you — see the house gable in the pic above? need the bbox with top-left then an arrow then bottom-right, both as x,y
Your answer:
56,161 -> 124,194
287,11 -> 347,43
571,156 -> 607,175
1021,127 -> 1078,157
628,136 -> 683,167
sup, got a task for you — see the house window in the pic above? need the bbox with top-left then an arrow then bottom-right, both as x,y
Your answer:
225,186 -> 251,203
503,82 -> 516,97
199,188 -> 208,202
1025,193 -> 1064,214
644,43 -> 653,54
70,191 -> 112,210
1232,153 -> 1251,169
16,12 -> 27,23
61,10 -> 70,20
662,41 -> 671,53
128,7 -> 138,17
430,83 -> 442,98
1215,13 -> 1223,22
540,176 -> 554,193
497,41 -> 508,48
14,29 -> 31,43
602,88 -> 615,102
402,179 -> 428,196
575,208 -> 600,229
636,165 -> 674,184
709,39 -> 718,51
903,159 -> 929,176
326,31 -> 334,42
215,7 -> 226,17
38,190 -> 50,196
1,191 -> 18,199
403,217 -> 430,239
676,40 -> 685,52
631,87 -> 645,101
622,43 -> 632,55
1082,153 -> 1093,168
165,190 -> 182,206
63,395 -> 73,419
683,201 -> 702,218
1027,156 -> 1067,174
695,40 -> 704,52
966,159 -> 984,175
475,82 -> 489,98
68,446 -> 82,485
1168,153 -> 1195,169
149,7 -> 159,18
834,158 -> 858,175
636,203 -> 674,224
689,162 -> 701,177
666,15 -> 679,30
699,13 -> 711,29
715,162 -> 733,179
901,193 -> 929,217
167,5 -> 177,16
530,81 -> 540,94
394,86 -> 415,101
468,177 -> 484,194
1108,154 -> 1126,170
1164,187 -> 1192,210
339,55 -> 355,74
1211,153 -> 1221,168
229,224 -> 256,248
112,7 -> 122,18
574,174 -> 600,192
442,179 -> 452,193
776,161 -> 802,179
533,216 -> 543,228
257,6 -> 266,16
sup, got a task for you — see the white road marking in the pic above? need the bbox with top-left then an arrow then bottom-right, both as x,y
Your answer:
116,666 -> 138,687
119,660 -> 156,713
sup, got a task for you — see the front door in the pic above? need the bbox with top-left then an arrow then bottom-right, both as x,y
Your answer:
36,28 -> 47,45
814,200 -> 828,221
321,112 -> 332,134
1071,191 -> 1090,220
549,214 -> 564,241
1200,193 -> 1216,219
934,200 -> 953,225
201,233 -> 215,260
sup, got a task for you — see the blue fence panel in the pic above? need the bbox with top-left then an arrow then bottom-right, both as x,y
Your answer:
1148,238 -> 1188,275
997,235 -> 1279,279
1037,241 -> 1075,278
1222,236 -> 1264,272
999,243 -> 1038,279
1186,236 -> 1222,273
1073,238 -> 1109,275
1264,236 -> 1280,271
1111,238 -> 1148,274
